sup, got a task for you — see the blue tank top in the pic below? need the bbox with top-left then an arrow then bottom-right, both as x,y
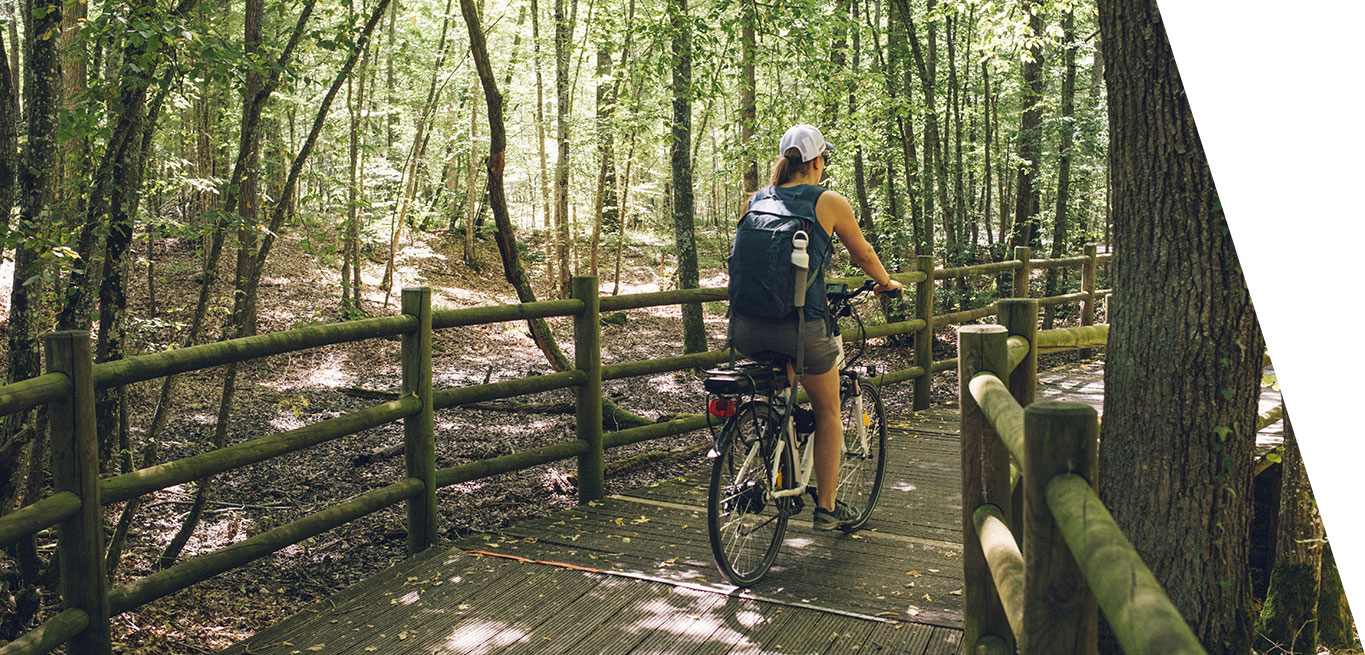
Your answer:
748,184 -> 831,320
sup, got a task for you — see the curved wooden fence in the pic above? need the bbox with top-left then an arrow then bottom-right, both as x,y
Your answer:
0,245 -> 1112,654
958,299 -> 1204,654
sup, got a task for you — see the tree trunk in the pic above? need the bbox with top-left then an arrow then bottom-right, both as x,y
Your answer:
1042,8 -> 1076,329
981,59 -> 994,248
739,0 -> 757,193
1258,415 -> 1323,654
464,79 -> 481,266
1317,543 -> 1360,650
669,0 -> 705,355
948,13 -> 966,253
590,44 -> 616,278
1096,1 -> 1264,651
553,0 -> 572,297
1010,1 -> 1044,249
0,30 -> 15,262
531,0 -> 553,275
849,0 -> 873,237
0,0 -> 62,612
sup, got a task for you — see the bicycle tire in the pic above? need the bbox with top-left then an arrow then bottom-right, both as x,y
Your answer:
708,402 -> 791,586
836,378 -> 887,531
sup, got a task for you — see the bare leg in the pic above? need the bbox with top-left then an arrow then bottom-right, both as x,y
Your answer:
798,366 -> 843,511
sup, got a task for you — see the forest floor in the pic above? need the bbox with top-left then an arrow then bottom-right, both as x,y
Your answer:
0,225 -> 1096,653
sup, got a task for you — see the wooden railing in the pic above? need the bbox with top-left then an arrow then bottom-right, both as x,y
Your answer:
959,298 -> 1204,654
0,245 -> 1111,654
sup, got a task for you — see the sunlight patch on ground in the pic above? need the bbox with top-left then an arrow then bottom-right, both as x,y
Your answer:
435,619 -> 528,653
433,284 -> 501,306
647,372 -> 692,395
188,413 -> 219,426
700,271 -> 729,287
398,241 -> 448,264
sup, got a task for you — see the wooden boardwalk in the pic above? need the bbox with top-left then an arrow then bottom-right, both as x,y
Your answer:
224,360 -> 1284,655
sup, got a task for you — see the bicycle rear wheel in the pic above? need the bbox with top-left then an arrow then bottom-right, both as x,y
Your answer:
708,403 -> 790,586
837,379 -> 887,530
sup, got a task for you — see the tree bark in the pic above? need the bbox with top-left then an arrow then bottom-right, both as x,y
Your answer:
1097,1 -> 1264,651
739,0 -> 757,193
1043,8 -> 1076,329
1257,415 -> 1323,654
669,0 -> 705,355
553,0 -> 572,296
1010,0 -> 1044,249
0,0 -> 62,611
0,29 -> 15,262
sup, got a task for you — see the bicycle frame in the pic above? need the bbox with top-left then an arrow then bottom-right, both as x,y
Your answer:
727,335 -> 870,504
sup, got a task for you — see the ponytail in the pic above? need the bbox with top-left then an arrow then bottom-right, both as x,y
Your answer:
768,147 -> 813,187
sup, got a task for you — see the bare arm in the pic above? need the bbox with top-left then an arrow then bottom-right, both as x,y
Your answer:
818,190 -> 903,294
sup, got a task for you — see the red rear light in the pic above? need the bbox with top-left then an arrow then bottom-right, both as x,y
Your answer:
708,398 -> 738,418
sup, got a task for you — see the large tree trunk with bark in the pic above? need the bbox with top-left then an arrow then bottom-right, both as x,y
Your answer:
1097,1 -> 1264,652
1258,415 -> 1323,654
669,0 -> 705,355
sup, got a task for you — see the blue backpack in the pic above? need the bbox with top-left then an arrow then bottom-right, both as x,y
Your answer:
727,185 -> 829,321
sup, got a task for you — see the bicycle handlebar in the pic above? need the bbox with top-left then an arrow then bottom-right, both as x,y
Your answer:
827,278 -> 902,302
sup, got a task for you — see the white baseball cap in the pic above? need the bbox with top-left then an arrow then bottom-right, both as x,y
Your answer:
778,124 -> 830,163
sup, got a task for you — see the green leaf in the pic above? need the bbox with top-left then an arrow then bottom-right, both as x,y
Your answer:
1220,388 -> 1235,401
1266,453 -> 1281,463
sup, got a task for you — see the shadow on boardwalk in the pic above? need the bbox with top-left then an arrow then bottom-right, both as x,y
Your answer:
223,359 -> 1283,654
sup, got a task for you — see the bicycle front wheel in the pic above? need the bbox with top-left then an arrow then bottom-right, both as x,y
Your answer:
837,379 -> 887,531
708,403 -> 789,587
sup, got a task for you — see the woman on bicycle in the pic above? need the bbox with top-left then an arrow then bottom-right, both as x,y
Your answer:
729,123 -> 903,531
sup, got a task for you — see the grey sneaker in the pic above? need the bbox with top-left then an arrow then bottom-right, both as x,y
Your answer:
813,500 -> 861,532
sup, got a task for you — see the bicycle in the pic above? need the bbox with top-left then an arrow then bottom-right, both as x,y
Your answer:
703,278 -> 895,586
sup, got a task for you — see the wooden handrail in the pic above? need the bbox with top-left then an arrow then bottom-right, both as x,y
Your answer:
93,315 -> 417,390
101,397 -> 421,506
0,608 -> 89,655
107,477 -> 425,616
0,491 -> 80,549
1047,474 -> 1206,654
0,372 -> 70,417
973,504 -> 1025,638
968,374 -> 1025,466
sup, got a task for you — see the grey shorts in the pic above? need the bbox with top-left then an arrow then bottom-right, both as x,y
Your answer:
730,315 -> 842,375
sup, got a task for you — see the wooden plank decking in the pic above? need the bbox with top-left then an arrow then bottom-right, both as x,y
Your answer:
223,359 -> 1284,655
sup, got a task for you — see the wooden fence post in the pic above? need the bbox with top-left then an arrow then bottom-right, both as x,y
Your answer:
1012,246 -> 1033,299
914,254 -> 936,410
959,325 -> 1015,653
1022,402 -> 1099,654
46,331 -> 112,654
401,287 -> 437,553
573,276 -> 604,502
997,299 -> 1038,409
1080,243 -> 1097,359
